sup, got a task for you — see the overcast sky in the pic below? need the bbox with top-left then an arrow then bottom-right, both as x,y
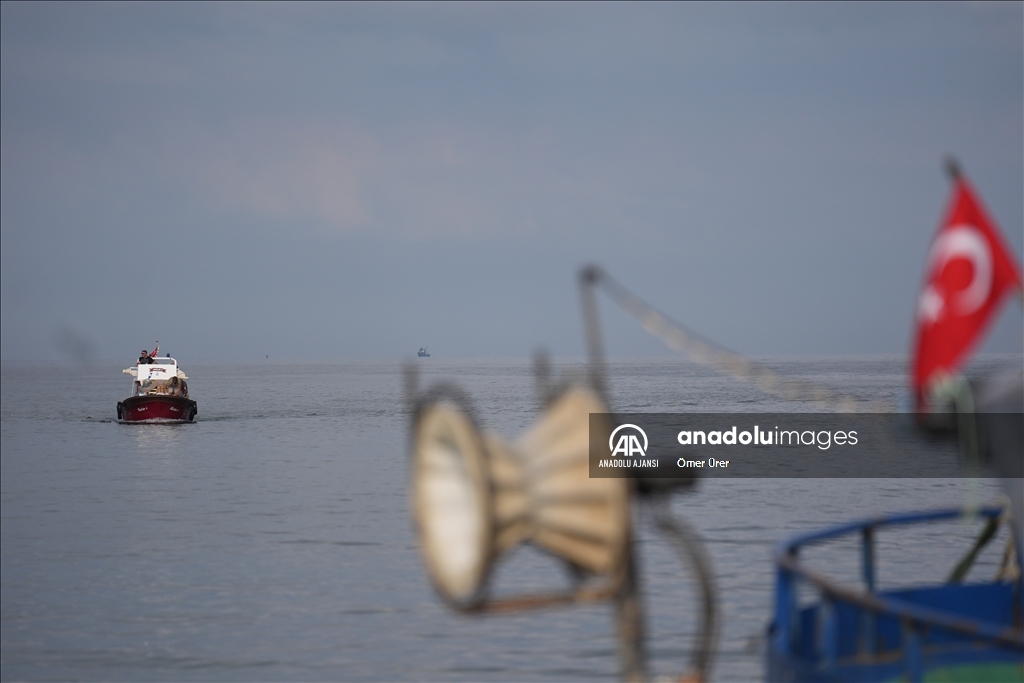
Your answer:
2,2 -> 1021,363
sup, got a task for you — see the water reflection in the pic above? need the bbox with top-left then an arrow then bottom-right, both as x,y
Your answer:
128,421 -> 191,452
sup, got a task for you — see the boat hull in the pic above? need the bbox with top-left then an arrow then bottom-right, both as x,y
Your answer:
118,395 -> 197,422
767,507 -> 1023,683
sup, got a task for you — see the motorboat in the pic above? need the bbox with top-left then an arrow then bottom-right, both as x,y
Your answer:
117,356 -> 198,422
417,347 -> 430,357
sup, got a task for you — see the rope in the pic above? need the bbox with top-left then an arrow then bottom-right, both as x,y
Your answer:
649,498 -> 719,683
585,265 -> 894,413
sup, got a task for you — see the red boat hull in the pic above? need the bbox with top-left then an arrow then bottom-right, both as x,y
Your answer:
118,395 -> 197,422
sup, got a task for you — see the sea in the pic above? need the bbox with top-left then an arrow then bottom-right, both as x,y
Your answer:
1,355 -> 1019,682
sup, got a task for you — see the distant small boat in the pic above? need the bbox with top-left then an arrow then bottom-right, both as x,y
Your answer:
117,356 -> 197,422
417,347 -> 430,358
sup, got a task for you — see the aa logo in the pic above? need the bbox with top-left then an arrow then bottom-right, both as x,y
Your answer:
609,424 -> 648,457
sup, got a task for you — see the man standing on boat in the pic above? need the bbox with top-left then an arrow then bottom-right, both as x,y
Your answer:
138,343 -> 158,365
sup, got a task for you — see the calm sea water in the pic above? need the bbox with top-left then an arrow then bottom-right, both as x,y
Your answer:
1,356 -> 1018,682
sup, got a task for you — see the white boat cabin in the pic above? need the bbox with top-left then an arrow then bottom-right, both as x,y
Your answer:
122,357 -> 189,397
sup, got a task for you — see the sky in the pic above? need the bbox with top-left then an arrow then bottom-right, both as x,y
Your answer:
2,2 -> 1022,363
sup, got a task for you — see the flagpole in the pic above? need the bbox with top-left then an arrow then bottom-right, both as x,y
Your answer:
944,156 -> 962,182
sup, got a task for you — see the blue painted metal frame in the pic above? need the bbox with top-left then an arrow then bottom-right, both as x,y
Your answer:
767,507 -> 1024,683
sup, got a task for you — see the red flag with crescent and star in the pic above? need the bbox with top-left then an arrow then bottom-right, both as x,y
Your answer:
912,168 -> 1022,409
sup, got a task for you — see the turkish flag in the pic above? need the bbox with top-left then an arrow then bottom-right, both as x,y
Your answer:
912,173 -> 1022,408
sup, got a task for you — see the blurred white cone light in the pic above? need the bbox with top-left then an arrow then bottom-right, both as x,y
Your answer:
411,385 -> 630,610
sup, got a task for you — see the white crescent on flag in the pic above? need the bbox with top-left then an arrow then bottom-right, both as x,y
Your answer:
918,224 -> 992,322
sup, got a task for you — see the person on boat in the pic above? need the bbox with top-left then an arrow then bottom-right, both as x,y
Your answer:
138,344 -> 158,364
166,377 -> 180,396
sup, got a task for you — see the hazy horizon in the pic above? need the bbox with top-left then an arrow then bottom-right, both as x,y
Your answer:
3,3 -> 1021,364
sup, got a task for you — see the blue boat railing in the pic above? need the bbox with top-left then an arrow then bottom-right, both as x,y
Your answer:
769,507 -> 1024,683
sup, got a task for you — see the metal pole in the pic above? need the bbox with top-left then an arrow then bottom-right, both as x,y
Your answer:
614,538 -> 647,683
580,264 -> 643,679
579,264 -> 607,399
